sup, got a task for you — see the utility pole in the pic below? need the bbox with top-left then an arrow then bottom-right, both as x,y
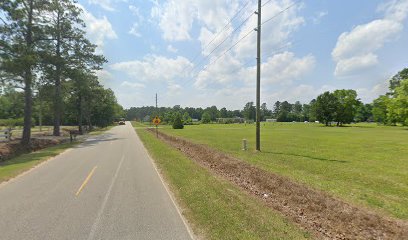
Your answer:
255,0 -> 262,151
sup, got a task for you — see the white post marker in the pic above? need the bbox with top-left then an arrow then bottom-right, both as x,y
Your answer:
242,139 -> 247,151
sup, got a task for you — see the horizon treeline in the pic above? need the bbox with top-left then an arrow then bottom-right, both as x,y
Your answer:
126,67 -> 407,126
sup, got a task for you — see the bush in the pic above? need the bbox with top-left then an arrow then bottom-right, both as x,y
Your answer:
172,112 -> 184,129
0,118 -> 36,127
201,112 -> 211,124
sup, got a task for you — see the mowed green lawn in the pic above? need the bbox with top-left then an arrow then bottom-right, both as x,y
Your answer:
158,122 -> 408,220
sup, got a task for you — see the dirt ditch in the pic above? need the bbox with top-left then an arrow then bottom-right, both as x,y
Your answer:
147,129 -> 408,240
0,138 -> 69,162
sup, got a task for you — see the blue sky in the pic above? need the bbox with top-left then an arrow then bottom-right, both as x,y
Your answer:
77,0 -> 408,109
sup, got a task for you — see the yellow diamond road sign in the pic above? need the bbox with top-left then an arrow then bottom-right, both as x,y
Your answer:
153,116 -> 161,126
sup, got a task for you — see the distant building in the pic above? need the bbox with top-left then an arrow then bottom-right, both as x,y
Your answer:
266,119 -> 277,122
216,117 -> 245,124
192,119 -> 199,122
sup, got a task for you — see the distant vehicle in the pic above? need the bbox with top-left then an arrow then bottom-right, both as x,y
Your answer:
118,118 -> 126,125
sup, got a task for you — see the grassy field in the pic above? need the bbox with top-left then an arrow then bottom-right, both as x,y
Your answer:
0,142 -> 77,183
133,122 -> 311,240
152,122 -> 408,220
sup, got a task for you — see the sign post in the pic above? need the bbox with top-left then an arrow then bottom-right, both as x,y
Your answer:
152,116 -> 161,138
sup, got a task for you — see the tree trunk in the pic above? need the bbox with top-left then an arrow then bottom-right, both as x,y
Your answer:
21,0 -> 34,145
53,72 -> 61,136
53,9 -> 62,136
78,93 -> 83,134
22,70 -> 33,145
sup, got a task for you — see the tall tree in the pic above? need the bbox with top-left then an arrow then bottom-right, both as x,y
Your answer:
355,103 -> 373,122
273,101 -> 281,118
201,112 -> 211,124
260,103 -> 270,120
389,68 -> 408,94
66,36 -> 106,133
243,102 -> 255,120
293,101 -> 302,121
315,91 -> 338,126
372,95 -> 389,124
0,0 -> 47,144
333,89 -> 360,126
277,101 -> 292,122
302,103 -> 311,122
220,107 -> 228,118
41,0 -> 86,136
387,79 -> 408,126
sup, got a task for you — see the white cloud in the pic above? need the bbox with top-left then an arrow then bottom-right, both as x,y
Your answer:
120,81 -> 146,89
151,0 -> 196,41
129,5 -> 143,19
312,11 -> 328,24
148,0 -> 310,103
357,81 -> 389,103
110,55 -> 193,83
234,0 -> 304,59
378,0 -> 408,22
167,83 -> 182,96
167,45 -> 178,53
194,52 -> 243,89
194,51 -> 315,89
151,0 -> 240,41
88,0 -> 129,11
332,0 -> 408,77
334,54 -> 379,77
79,5 -> 118,53
96,69 -> 114,84
261,52 -> 316,84
129,23 -> 142,37
88,0 -> 115,11
128,5 -> 144,38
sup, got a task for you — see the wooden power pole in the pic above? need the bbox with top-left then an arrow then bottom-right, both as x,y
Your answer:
255,0 -> 262,151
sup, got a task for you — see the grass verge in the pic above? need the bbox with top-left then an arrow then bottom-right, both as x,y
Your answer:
0,142 -> 77,183
133,122 -> 310,240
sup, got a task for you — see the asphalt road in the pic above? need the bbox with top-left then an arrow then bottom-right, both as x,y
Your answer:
0,122 -> 193,240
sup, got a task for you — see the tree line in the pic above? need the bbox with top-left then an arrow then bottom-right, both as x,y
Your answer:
0,0 -> 123,145
126,67 -> 408,127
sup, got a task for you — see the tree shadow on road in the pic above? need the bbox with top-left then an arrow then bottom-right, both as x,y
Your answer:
75,134 -> 124,148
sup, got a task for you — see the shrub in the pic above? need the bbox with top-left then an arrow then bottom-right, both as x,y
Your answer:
0,118 -> 36,127
172,112 -> 184,129
201,112 -> 211,124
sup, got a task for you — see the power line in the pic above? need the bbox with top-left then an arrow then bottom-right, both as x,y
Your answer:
185,29 -> 256,88
261,1 -> 300,26
179,0 -> 301,90
201,0 -> 253,55
179,0 -> 254,75
261,0 -> 273,7
187,9 -> 257,78
207,41 -> 295,84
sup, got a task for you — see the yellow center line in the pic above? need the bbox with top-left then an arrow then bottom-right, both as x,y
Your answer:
76,166 -> 97,196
